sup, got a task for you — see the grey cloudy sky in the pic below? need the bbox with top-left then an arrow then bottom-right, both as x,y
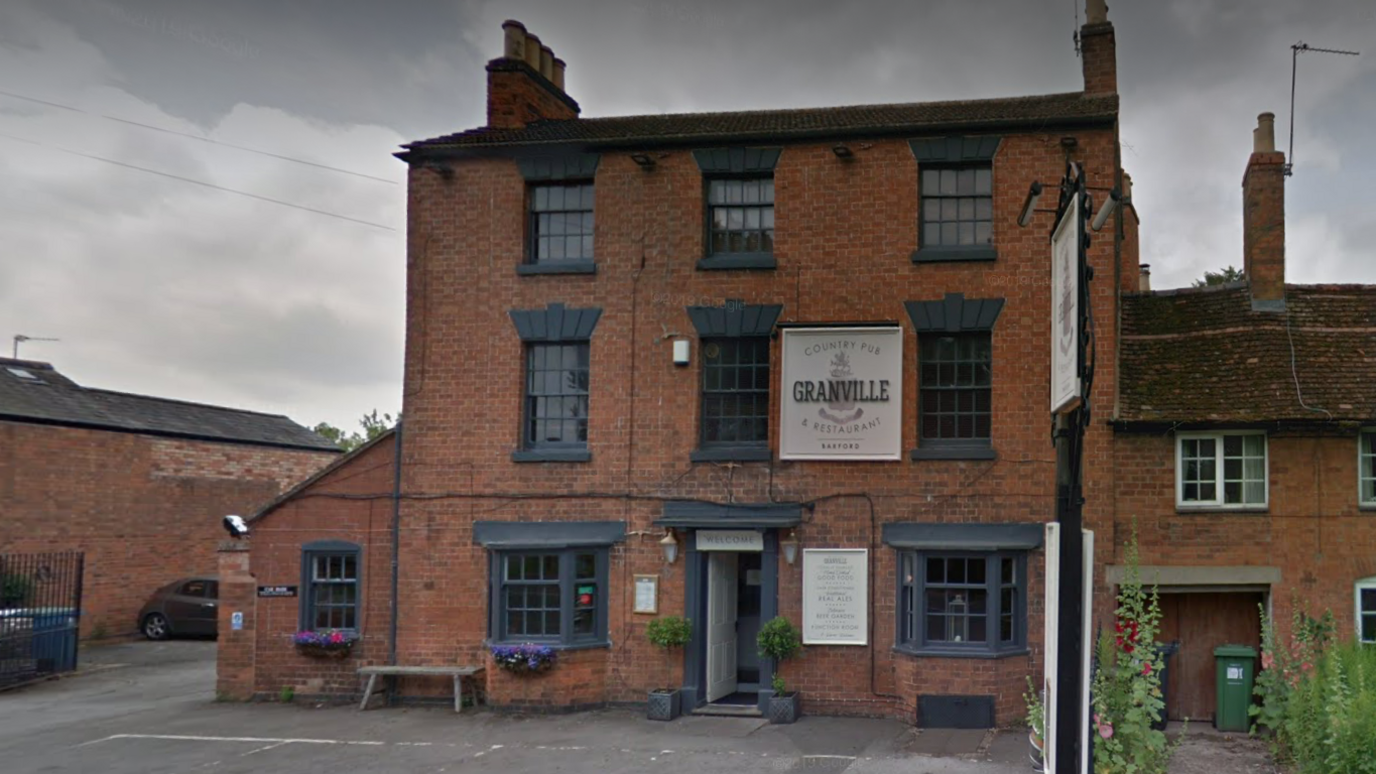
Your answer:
2,0 -> 1372,434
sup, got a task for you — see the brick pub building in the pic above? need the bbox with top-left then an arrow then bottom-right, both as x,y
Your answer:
218,0 -> 1139,727
0,357 -> 338,640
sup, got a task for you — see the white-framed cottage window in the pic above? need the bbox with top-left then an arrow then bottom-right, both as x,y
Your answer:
1359,430 -> 1375,507
1176,432 -> 1267,508
1357,577 -> 1376,644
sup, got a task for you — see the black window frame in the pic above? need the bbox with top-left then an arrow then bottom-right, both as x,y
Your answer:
488,547 -> 610,648
300,540 -> 361,633
896,550 -> 1027,657
701,174 -> 776,270
509,303 -> 602,463
522,341 -> 590,454
698,336 -> 771,453
919,163 -> 994,252
525,180 -> 595,271
905,294 -> 1004,461
919,331 -> 993,451
909,135 -> 1001,263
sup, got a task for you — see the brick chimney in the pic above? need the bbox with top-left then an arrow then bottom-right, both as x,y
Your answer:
1080,0 -> 1117,95
1242,112 -> 1286,310
486,20 -> 579,130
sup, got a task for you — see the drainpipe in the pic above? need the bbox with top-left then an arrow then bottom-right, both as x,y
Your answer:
389,421 -> 403,669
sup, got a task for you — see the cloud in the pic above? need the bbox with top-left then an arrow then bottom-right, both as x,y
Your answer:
0,1 -> 405,431
2,0 -> 1373,435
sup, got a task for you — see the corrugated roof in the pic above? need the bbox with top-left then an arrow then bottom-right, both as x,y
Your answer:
1118,285 -> 1376,424
403,91 -> 1117,152
0,358 -> 341,451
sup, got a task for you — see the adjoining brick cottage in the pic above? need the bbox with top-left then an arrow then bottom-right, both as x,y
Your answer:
1114,112 -> 1376,723
0,357 -> 339,640
219,0 -> 1139,727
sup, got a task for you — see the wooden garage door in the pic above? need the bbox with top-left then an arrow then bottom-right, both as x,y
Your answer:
1155,592 -> 1263,722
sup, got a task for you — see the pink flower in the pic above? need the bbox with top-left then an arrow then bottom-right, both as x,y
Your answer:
1142,662 -> 1153,677
1098,721 -> 1114,739
1261,651 -> 1274,670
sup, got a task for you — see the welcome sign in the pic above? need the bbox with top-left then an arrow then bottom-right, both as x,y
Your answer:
779,327 -> 903,461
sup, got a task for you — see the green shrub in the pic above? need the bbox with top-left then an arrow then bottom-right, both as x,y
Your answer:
1,574 -> 31,606
646,616 -> 692,649
1275,641 -> 1376,773
278,685 -> 295,703
757,616 -> 802,694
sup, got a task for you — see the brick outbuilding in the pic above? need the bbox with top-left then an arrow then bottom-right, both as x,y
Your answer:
0,358 -> 339,640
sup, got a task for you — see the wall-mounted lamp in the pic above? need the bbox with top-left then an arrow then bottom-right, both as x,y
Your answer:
659,528 -> 679,564
630,153 -> 656,169
1017,181 -> 1043,228
780,530 -> 799,566
672,338 -> 690,366
1090,187 -> 1121,232
832,144 -> 854,160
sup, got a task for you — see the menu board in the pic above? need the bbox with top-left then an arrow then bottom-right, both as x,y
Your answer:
801,549 -> 868,645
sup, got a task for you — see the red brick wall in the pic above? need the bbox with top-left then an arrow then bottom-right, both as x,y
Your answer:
1112,430 -> 1376,644
0,420 -> 336,639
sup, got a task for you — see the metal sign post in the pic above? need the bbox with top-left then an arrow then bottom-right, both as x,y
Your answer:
1050,162 -> 1095,774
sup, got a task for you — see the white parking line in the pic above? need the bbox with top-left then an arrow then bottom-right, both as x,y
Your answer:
77,733 -> 386,748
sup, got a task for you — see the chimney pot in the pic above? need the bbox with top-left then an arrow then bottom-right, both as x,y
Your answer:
1085,0 -> 1108,25
523,32 -> 542,71
502,20 -> 527,61
1254,112 -> 1276,153
1138,264 -> 1151,292
539,45 -> 554,80
552,57 -> 566,91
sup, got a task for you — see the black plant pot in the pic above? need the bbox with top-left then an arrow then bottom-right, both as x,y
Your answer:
647,689 -> 681,721
768,692 -> 799,724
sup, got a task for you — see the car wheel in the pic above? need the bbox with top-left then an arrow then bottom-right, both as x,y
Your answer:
142,613 -> 170,641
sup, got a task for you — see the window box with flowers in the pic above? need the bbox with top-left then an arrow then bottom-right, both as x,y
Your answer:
294,629 -> 358,658
491,643 -> 558,676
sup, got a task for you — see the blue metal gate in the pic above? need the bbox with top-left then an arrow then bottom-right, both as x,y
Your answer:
0,552 -> 84,689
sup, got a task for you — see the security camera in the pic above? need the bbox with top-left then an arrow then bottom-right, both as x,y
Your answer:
223,514 -> 250,539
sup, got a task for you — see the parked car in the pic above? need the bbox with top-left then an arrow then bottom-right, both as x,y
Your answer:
138,577 -> 219,640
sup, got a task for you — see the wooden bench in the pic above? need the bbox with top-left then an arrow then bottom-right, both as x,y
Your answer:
357,665 -> 484,713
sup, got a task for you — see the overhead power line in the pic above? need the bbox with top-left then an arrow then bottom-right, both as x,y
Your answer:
0,131 -> 397,231
0,88 -> 399,184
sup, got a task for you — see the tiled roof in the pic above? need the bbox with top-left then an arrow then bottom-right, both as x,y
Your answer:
0,358 -> 341,451
1118,284 -> 1376,424
403,92 -> 1117,151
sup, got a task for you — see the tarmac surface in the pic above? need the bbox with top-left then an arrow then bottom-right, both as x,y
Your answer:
0,640 -> 1044,773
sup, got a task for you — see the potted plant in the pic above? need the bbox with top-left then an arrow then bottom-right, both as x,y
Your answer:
1024,676 -> 1046,772
293,629 -> 358,658
490,643 -> 558,675
757,616 -> 803,724
645,615 -> 692,721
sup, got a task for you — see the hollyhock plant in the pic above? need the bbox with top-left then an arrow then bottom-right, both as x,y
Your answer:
1089,532 -> 1176,774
